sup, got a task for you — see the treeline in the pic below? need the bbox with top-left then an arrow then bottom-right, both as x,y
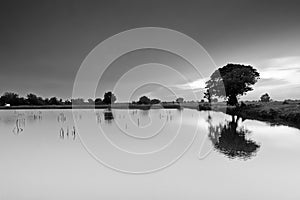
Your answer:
0,91 -> 212,107
0,91 -> 117,106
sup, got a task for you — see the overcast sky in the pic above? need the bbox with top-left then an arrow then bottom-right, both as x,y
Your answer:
1,0 -> 300,101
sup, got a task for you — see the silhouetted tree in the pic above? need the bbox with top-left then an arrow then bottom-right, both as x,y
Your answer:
27,93 -> 44,105
0,92 -> 20,106
49,97 -> 60,105
44,98 -> 50,105
138,96 -> 151,104
71,98 -> 85,105
260,93 -> 271,102
95,98 -> 103,105
0,92 -> 73,106
64,99 -> 72,105
150,99 -> 161,104
206,64 -> 260,106
18,97 -> 27,105
176,97 -> 184,103
103,92 -> 116,104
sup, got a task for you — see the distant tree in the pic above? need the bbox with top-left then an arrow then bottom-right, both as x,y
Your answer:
95,98 -> 103,105
203,89 -> 212,103
49,97 -> 60,105
0,92 -> 72,106
260,93 -> 270,102
64,99 -> 72,105
18,97 -> 28,105
71,98 -> 85,105
150,99 -> 161,104
0,92 -> 20,106
44,98 -> 50,105
103,91 -> 116,104
138,96 -> 151,104
206,64 -> 260,106
39,97 -> 46,105
88,98 -> 94,105
200,99 -> 205,103
176,97 -> 184,103
27,93 -> 44,105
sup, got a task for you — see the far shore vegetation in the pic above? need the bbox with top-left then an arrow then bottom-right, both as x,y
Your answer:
1,63 -> 299,129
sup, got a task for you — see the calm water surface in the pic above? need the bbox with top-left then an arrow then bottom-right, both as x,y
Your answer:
1,109 -> 300,199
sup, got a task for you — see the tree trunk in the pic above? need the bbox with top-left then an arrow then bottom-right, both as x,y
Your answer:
228,95 -> 238,106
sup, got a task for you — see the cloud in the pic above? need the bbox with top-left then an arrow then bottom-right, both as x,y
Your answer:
173,78 -> 207,91
265,56 -> 300,67
256,78 -> 289,87
258,56 -> 300,87
244,56 -> 300,100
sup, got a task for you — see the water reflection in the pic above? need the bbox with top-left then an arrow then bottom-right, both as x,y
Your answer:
96,112 -> 102,124
1,110 -> 300,199
57,112 -> 66,123
57,112 -> 76,140
13,117 -> 25,135
27,111 -> 43,123
208,114 -> 260,160
104,110 -> 114,121
59,126 -> 76,140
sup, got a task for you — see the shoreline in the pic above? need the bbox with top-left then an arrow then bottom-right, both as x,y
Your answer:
0,103 -> 189,110
1,102 -> 299,130
224,102 -> 300,129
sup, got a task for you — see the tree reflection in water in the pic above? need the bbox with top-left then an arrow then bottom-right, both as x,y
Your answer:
208,114 -> 260,160
104,110 -> 114,122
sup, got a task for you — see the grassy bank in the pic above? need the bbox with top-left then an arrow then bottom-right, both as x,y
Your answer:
225,101 -> 300,129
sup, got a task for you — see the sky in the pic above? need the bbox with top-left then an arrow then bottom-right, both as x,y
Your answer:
0,0 -> 300,101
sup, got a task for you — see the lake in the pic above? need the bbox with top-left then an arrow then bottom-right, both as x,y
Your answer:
1,109 -> 300,199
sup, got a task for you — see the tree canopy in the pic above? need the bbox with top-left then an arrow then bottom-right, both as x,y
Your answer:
206,63 -> 260,106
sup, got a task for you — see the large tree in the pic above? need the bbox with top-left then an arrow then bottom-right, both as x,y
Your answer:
205,64 -> 260,106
